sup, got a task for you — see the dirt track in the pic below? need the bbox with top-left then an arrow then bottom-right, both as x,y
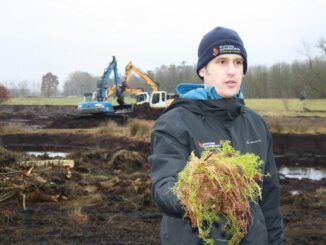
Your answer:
1,105 -> 326,244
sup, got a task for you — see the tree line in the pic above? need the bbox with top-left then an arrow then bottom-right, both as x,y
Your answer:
63,53 -> 326,99
1,39 -> 325,102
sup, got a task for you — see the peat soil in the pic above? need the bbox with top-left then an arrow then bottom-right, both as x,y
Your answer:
0,104 -> 325,244
0,104 -> 163,129
1,104 -> 326,130
0,145 -> 325,245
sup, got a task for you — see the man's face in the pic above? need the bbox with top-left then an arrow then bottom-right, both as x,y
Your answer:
199,54 -> 244,98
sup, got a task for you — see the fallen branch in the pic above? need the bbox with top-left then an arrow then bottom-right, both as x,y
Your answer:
18,160 -> 74,168
18,160 -> 74,179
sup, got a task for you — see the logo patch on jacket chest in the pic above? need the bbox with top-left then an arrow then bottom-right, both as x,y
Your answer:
198,141 -> 222,151
246,139 -> 261,145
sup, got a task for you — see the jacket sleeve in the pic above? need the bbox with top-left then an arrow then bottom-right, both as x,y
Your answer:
148,116 -> 190,217
260,132 -> 284,244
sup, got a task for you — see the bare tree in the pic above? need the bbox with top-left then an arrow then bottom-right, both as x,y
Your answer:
299,39 -> 326,98
244,65 -> 271,98
317,38 -> 326,55
63,71 -> 97,96
17,80 -> 30,97
153,62 -> 200,93
41,73 -> 59,97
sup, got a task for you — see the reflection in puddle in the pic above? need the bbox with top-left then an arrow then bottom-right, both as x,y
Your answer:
27,152 -> 67,158
290,190 -> 300,195
279,166 -> 326,180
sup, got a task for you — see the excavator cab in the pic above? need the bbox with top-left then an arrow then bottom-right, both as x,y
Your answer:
150,91 -> 167,108
136,92 -> 149,104
124,61 -> 170,108
135,91 -> 167,108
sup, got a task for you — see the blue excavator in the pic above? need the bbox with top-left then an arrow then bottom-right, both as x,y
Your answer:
77,56 -> 133,114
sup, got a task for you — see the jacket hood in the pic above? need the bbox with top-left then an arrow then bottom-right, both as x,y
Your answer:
165,97 -> 245,121
176,83 -> 244,100
164,83 -> 245,121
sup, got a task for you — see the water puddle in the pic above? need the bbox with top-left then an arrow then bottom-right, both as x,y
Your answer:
279,166 -> 326,180
27,151 -> 68,158
290,190 -> 300,195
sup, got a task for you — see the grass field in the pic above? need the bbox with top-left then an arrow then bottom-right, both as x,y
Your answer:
3,97 -> 326,117
3,97 -> 136,106
245,99 -> 326,117
3,97 -> 83,105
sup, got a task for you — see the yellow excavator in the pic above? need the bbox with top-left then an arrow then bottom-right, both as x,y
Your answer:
124,62 -> 159,92
123,61 -> 170,108
107,82 -> 144,97
106,62 -> 147,99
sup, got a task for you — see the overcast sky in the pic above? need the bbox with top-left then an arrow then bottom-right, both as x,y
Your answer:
1,0 -> 325,86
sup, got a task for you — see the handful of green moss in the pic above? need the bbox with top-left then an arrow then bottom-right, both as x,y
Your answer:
173,141 -> 264,245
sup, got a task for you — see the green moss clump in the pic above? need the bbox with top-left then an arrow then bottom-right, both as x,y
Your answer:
173,141 -> 264,245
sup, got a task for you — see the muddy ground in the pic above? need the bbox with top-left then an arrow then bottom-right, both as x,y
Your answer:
0,104 -> 163,129
1,104 -> 326,130
0,105 -> 326,245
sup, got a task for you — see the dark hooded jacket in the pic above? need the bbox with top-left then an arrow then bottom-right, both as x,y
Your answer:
148,97 -> 283,245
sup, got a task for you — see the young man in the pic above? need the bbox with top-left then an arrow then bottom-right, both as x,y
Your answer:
148,27 -> 283,244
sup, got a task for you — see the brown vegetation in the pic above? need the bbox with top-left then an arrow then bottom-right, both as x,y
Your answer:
0,105 -> 325,244
174,143 -> 264,245
0,85 -> 10,103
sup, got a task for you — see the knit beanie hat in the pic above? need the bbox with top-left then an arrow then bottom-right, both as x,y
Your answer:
196,27 -> 247,79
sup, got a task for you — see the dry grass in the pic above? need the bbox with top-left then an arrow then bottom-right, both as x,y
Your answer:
18,119 -> 155,138
0,124 -> 28,134
97,121 -> 127,137
0,208 -> 13,225
75,193 -> 103,207
69,203 -> 89,225
0,126 -> 92,135
128,119 -> 154,139
1,113 -> 324,136
97,119 -> 155,139
266,117 -> 326,134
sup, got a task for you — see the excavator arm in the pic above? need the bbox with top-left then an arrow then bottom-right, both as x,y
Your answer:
107,85 -> 144,97
97,56 -> 118,101
122,61 -> 171,108
77,56 -> 134,114
124,62 -> 159,92
96,56 -> 126,105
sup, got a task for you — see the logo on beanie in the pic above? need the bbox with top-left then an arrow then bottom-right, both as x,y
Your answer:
219,45 -> 241,54
212,48 -> 219,56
